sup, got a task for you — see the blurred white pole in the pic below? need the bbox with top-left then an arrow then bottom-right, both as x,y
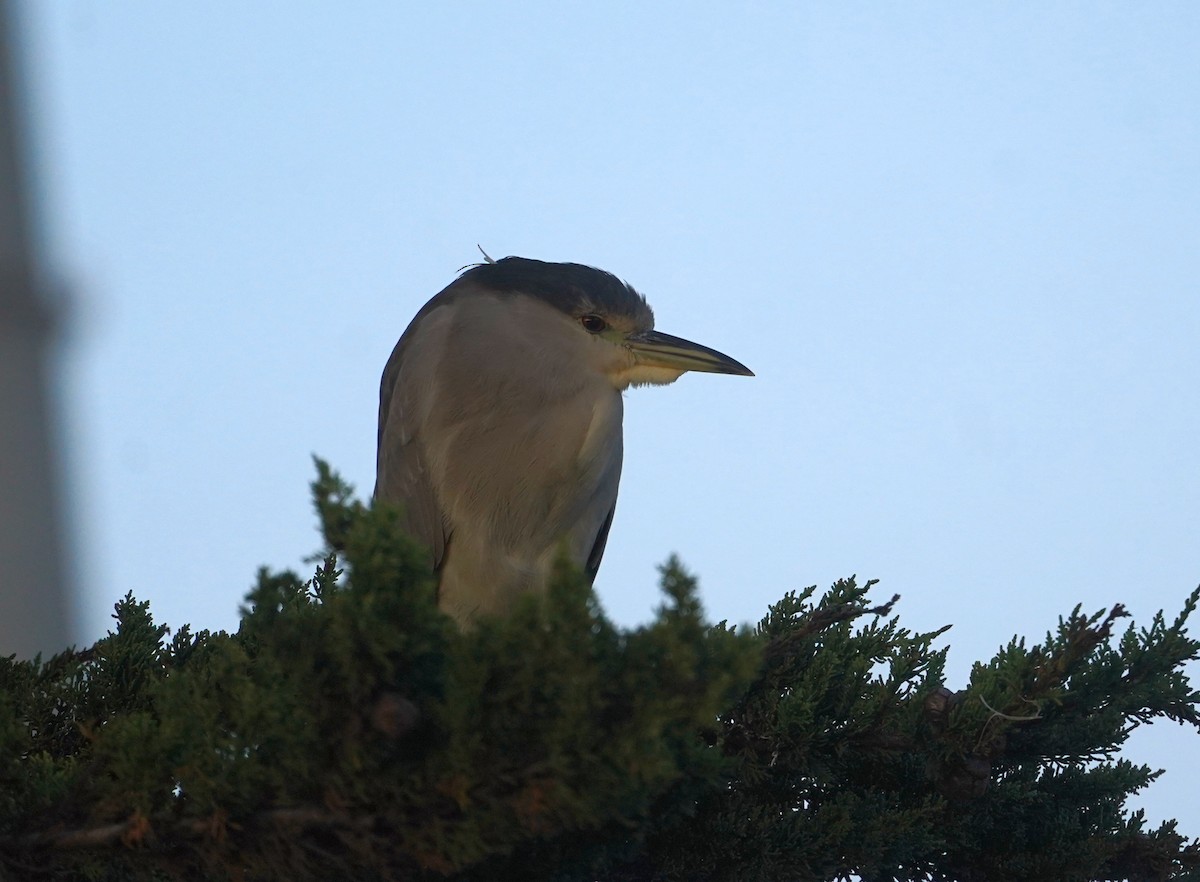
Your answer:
0,0 -> 74,658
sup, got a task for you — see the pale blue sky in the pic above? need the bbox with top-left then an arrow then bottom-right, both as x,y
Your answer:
21,2 -> 1200,833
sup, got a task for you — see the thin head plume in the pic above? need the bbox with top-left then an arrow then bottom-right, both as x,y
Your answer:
459,244 -> 497,273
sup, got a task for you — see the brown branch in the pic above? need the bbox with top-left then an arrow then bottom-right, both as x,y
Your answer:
1,807 -> 369,854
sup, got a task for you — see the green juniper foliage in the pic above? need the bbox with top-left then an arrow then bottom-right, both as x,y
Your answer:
1,461 -> 1197,881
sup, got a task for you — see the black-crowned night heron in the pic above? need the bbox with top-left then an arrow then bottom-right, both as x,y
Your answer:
375,256 -> 752,626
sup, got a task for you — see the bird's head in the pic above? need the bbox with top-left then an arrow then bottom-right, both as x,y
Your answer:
458,256 -> 754,391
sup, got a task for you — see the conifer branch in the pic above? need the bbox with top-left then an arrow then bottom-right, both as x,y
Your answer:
1,464 -> 1196,881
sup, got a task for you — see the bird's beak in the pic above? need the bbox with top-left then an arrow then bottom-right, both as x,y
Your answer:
625,329 -> 754,376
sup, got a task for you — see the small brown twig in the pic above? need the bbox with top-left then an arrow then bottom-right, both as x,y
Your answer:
2,806 -> 369,854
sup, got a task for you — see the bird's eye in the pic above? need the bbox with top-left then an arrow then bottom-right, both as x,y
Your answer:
580,314 -> 607,334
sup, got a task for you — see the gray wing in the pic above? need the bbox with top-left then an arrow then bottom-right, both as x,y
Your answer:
585,503 -> 616,583
374,330 -> 447,570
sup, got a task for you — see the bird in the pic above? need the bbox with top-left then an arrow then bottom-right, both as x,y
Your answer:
374,255 -> 753,627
